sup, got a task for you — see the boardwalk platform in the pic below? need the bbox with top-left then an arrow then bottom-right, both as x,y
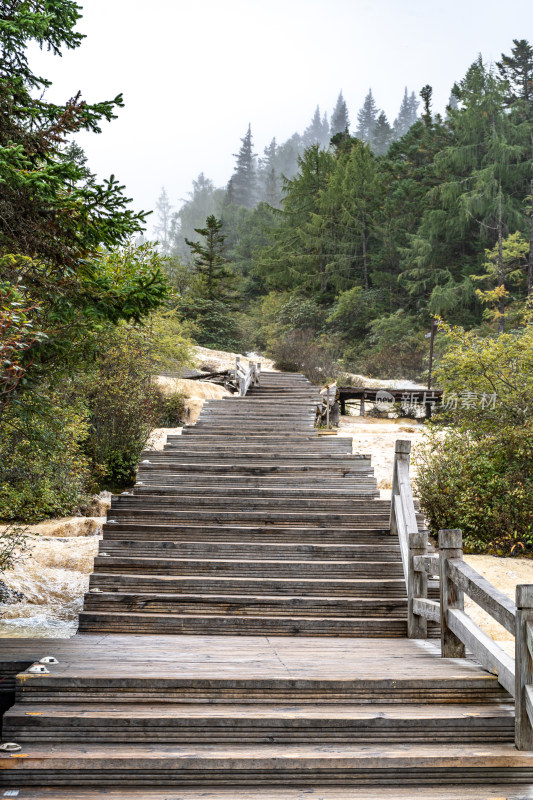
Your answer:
1,371 -> 532,794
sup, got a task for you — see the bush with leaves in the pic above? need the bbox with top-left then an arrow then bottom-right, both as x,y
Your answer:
0,392 -> 90,522
158,392 -> 188,427
147,307 -> 195,373
415,313 -> 533,553
343,311 -> 429,380
0,524 -> 29,574
81,325 -> 162,490
269,329 -> 338,384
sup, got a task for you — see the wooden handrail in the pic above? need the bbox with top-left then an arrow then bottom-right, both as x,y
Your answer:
390,442 -> 418,585
389,445 -> 533,750
234,357 -> 260,397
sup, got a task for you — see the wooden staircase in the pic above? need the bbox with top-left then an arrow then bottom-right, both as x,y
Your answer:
1,370 -> 530,795
77,371 -> 415,638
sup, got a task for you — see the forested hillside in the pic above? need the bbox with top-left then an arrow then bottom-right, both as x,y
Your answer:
156,41 -> 533,381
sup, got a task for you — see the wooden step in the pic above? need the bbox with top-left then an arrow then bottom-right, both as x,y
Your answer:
91,555 -> 404,578
88,574 -> 408,597
100,524 -> 392,543
96,541 -> 401,561
111,495 -> 381,511
4,702 -> 514,744
3,743 -> 531,787
8,786 -> 533,800
82,593 -> 408,618
76,610 -> 425,637
105,510 -> 394,527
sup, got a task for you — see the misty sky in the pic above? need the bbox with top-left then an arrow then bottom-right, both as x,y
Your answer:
28,0 -> 533,234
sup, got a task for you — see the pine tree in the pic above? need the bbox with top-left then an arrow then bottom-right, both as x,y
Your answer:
322,111 -> 330,144
446,91 -> 459,114
372,112 -> 393,156
420,85 -> 433,126
497,39 -> 533,107
393,87 -> 419,138
231,124 -> 257,208
254,145 -> 336,294
303,106 -> 329,148
402,59 -> 524,328
498,40 -> 533,295
185,216 -> 232,301
170,173 -> 223,259
257,138 -> 281,205
154,187 -> 173,253
330,91 -> 350,136
355,89 -> 378,143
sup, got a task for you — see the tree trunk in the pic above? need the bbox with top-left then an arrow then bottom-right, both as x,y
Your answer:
497,180 -> 505,334
361,208 -> 369,291
319,250 -> 327,294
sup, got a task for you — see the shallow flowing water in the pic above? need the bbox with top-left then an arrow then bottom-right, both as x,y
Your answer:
0,524 -> 102,638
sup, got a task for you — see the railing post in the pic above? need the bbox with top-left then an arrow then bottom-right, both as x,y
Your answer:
389,440 -> 411,533
408,532 -> 428,639
515,585 -> 533,750
439,529 -> 465,658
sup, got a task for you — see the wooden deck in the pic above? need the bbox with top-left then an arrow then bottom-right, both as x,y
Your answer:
1,371 -> 532,793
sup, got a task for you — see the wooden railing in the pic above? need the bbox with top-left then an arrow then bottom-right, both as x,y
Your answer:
315,381 -> 339,428
235,357 -> 260,397
390,438 -> 533,750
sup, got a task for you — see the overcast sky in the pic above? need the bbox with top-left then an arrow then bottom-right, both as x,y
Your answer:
29,0 -> 533,234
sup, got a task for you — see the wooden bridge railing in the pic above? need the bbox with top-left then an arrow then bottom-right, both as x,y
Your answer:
235,357 -> 261,397
390,438 -> 533,750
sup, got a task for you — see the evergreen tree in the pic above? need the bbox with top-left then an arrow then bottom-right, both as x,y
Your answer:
498,40 -> 533,295
231,124 -> 257,208
273,133 -> 304,181
330,91 -> 350,136
154,187 -> 173,253
0,0 -> 167,396
446,91 -> 459,114
258,138 -> 281,206
170,173 -> 224,259
420,84 -> 433,126
497,39 -> 533,107
355,89 -> 378,143
372,112 -> 393,156
254,145 -> 336,295
402,59 -> 524,329
185,216 -> 232,301
322,111 -> 330,143
393,87 -> 419,138
303,106 -> 330,147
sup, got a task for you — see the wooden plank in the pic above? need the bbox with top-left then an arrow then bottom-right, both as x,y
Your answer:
525,684 -> 533,733
412,598 -> 440,623
413,555 -> 440,576
439,531 -> 465,659
447,608 -> 515,696
515,585 -> 533,749
408,532 -> 427,638
447,558 -> 516,635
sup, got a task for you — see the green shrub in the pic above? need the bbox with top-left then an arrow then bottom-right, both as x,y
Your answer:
0,393 -> 90,522
158,391 -> 187,427
269,329 -> 338,384
178,296 -> 241,351
415,312 -> 533,554
343,311 -> 428,380
415,425 -> 533,554
0,523 -> 29,573
81,325 -> 161,491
